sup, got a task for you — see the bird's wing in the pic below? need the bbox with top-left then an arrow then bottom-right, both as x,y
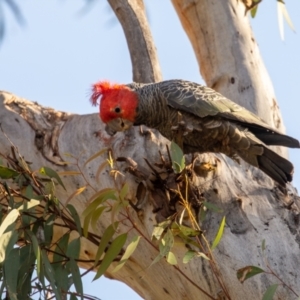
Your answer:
158,79 -> 300,148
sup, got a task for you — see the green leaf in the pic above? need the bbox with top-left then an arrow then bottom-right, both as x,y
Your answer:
44,214 -> 55,246
0,209 -> 19,236
119,183 -> 129,201
250,5 -> 258,18
90,206 -> 107,232
166,251 -> 177,265
67,204 -> 82,236
110,201 -> 123,224
70,294 -> 78,300
53,233 -> 70,267
4,248 -> 20,300
53,264 -> 69,292
36,245 -> 44,286
67,238 -> 81,260
211,216 -> 226,250
0,229 -> 18,264
41,249 -> 61,300
160,229 -> 174,255
236,266 -> 265,283
0,209 -> 19,264
172,223 -> 201,237
82,189 -> 117,219
170,141 -> 185,173
83,210 -> 92,238
17,245 -> 36,297
151,253 -> 164,266
262,284 -> 279,300
183,250 -> 197,264
112,235 -> 141,273
151,229 -> 174,267
152,219 -> 172,240
17,199 -> 40,212
69,258 -> 83,299
94,233 -> 127,280
39,166 -> 66,190
25,230 -> 39,258
0,165 -> 19,179
24,184 -> 34,199
203,202 -> 223,213
94,222 -> 119,266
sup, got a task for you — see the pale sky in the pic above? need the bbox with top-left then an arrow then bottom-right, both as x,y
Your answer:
0,1 -> 299,299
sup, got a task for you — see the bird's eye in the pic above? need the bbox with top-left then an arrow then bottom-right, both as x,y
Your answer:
114,107 -> 121,113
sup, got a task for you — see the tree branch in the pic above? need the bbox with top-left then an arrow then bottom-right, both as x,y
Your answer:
1,91 -> 300,299
107,0 -> 162,83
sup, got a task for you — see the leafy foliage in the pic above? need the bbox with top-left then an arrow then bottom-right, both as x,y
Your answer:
170,141 -> 185,173
0,146 -> 139,299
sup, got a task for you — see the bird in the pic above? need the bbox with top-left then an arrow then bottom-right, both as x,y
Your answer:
90,79 -> 300,186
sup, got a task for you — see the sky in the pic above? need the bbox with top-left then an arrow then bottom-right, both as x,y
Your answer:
0,0 -> 299,299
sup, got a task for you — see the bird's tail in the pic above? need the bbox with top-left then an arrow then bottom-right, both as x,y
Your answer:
257,147 -> 293,186
238,146 -> 294,186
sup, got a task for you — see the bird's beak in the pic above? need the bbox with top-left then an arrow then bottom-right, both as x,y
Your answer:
105,118 -> 133,136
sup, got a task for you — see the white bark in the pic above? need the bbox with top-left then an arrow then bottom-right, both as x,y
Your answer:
1,90 -> 300,300
171,0 -> 287,158
0,0 -> 299,299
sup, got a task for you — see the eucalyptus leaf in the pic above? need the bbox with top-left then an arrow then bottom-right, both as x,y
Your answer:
95,222 -> 119,266
112,235 -> 141,273
236,266 -> 265,283
39,166 -> 66,190
262,284 -> 279,300
170,141 -> 185,173
67,238 -> 81,260
4,248 -> 20,300
166,251 -> 177,265
67,204 -> 82,236
94,233 -> 127,280
41,249 -> 61,300
211,216 -> 226,250
0,165 -> 19,179
69,258 -> 83,299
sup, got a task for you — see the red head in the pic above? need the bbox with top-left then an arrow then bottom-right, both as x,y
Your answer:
91,81 -> 138,124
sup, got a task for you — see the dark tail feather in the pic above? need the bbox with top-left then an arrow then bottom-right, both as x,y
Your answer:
246,125 -> 300,148
255,132 -> 300,148
257,147 -> 294,186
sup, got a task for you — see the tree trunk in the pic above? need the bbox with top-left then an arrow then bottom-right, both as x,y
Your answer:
171,0 -> 287,158
0,0 -> 299,299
